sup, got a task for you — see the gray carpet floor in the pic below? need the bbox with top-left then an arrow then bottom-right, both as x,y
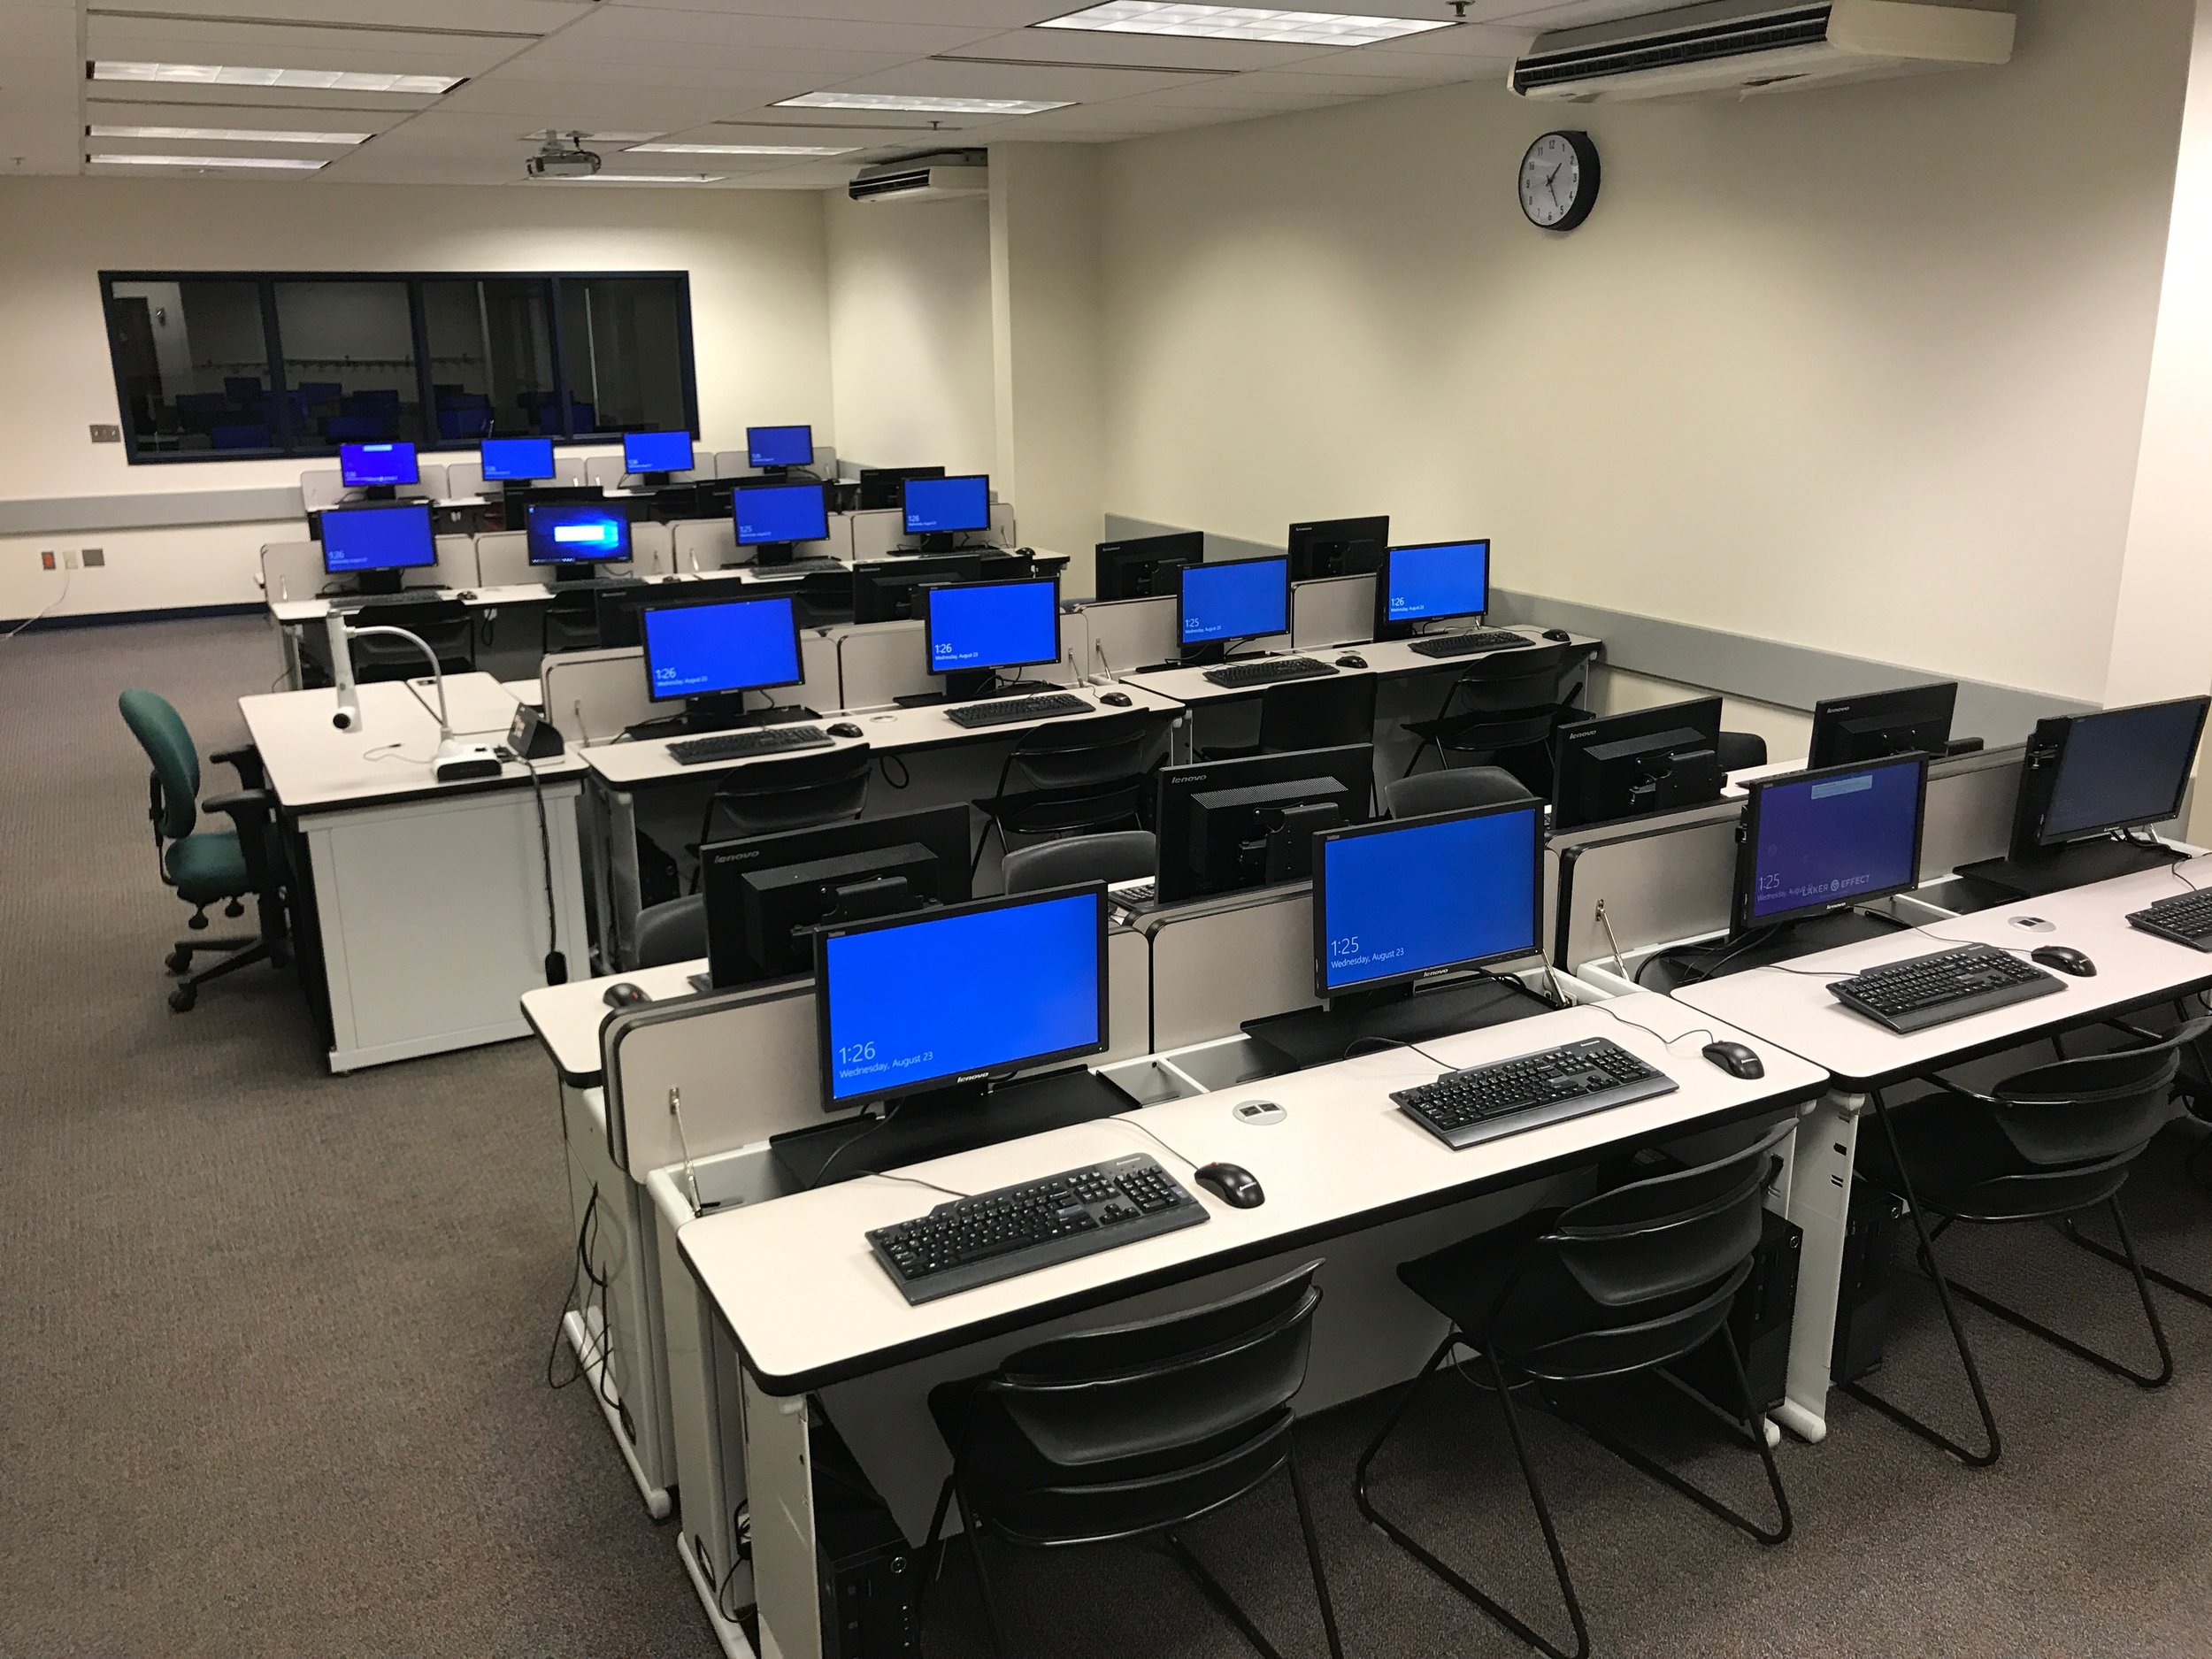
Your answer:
7,613 -> 2212,1658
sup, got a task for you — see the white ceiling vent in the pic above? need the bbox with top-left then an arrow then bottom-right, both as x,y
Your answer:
848,150 -> 988,204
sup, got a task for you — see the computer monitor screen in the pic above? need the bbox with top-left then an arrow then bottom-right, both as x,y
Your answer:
480,436 -> 555,483
1286,515 -> 1388,582
1155,743 -> 1376,902
1808,682 -> 1958,770
1179,556 -> 1289,648
339,441 -> 418,488
1379,540 -> 1490,631
923,577 -> 1060,677
1094,531 -> 1202,602
641,595 -> 805,703
526,502 -> 632,566
1735,754 -> 1929,933
734,482 -> 830,547
1314,802 -> 1543,997
624,430 -> 695,475
320,502 -> 436,574
1552,697 -> 1725,832
903,473 -> 991,536
817,887 -> 1108,1109
747,425 -> 814,468
2037,696 -> 2210,844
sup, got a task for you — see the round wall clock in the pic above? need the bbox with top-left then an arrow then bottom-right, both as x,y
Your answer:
1520,130 -> 1601,232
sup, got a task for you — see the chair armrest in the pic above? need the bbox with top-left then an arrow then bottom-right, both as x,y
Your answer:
210,744 -> 266,791
1909,1073 -> 2001,1109
204,788 -> 281,893
203,787 -> 274,822
2101,1018 -> 2163,1045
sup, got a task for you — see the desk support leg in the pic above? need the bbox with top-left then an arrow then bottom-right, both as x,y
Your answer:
1774,1089 -> 1864,1443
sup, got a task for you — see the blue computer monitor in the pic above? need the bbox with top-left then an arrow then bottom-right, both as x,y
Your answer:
748,424 -> 814,468
319,501 -> 436,574
1312,802 -> 1543,997
480,435 -> 555,483
1734,753 -> 1929,933
816,886 -> 1109,1109
640,595 -> 805,704
734,482 -> 830,547
902,473 -> 991,536
339,441 -> 418,488
923,577 -> 1061,677
526,501 -> 633,566
1179,556 -> 1289,648
1379,539 -> 1490,630
624,430 -> 695,476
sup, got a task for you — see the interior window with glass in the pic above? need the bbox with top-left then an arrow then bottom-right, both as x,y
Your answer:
559,276 -> 692,437
104,278 -> 276,457
420,277 -> 557,442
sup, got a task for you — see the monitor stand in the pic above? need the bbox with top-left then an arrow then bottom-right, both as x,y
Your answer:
553,561 -> 602,585
894,669 -> 1057,708
769,1064 -> 1127,1191
1240,972 -> 1553,1075
1955,837 -> 2186,901
749,541 -> 796,569
626,692 -> 821,741
636,470 -> 672,489
352,568 -> 405,597
362,484 -> 397,503
1638,908 -> 1910,993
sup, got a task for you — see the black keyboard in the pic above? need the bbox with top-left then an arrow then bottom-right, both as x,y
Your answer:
1112,882 -> 1156,905
1201,657 -> 1334,688
666,725 -> 833,764
1829,945 -> 2062,1033
1390,1037 -> 1677,1150
945,692 -> 1093,729
867,1154 -> 1207,1303
335,589 -> 451,610
2128,887 -> 2212,951
1407,629 -> 1536,659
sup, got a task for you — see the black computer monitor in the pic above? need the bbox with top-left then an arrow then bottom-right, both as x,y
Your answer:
1094,531 -> 1202,602
623,429 -> 694,484
734,481 -> 831,567
852,555 -> 982,625
1552,697 -> 1725,832
340,440 -> 418,496
747,424 -> 814,471
1732,754 -> 1929,938
1177,555 -> 1289,657
640,594 -> 805,730
2014,695 -> 2210,855
700,804 -> 972,987
902,473 -> 992,549
922,576 -> 1060,696
319,500 -> 436,595
1286,515 -> 1388,582
857,465 -> 943,511
1808,682 -> 1959,769
1313,800 -> 1543,1001
1155,743 -> 1376,902
481,435 -> 556,484
1375,539 -> 1490,641
816,885 -> 1109,1112
526,501 -> 633,580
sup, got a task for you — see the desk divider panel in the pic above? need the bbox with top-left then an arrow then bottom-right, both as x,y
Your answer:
260,541 -> 324,602
631,521 -> 673,577
836,621 -> 932,709
476,531 -> 532,588
1919,745 -> 2024,877
430,534 -> 479,590
543,648 -> 657,745
1144,888 -> 1317,1053
1292,575 -> 1375,650
1078,595 -> 1177,677
672,519 -> 738,572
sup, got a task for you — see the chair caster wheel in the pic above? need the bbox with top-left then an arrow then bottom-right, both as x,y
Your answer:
165,948 -> 193,973
188,910 -> 210,931
168,986 -> 197,1013
224,899 -> 246,918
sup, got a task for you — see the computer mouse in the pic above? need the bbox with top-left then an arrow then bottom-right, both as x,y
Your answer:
1335,653 -> 1369,669
1194,1162 -> 1265,1209
603,982 -> 650,1010
1701,1041 -> 1765,1079
827,722 -> 865,738
1542,628 -> 1573,643
456,589 -> 477,601
1099,690 -> 1133,707
2032,945 -> 2097,978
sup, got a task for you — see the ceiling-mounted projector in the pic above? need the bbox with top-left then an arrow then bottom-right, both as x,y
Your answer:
526,131 -> 601,180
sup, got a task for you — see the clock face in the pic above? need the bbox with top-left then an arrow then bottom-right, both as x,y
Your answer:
1520,131 -> 1597,231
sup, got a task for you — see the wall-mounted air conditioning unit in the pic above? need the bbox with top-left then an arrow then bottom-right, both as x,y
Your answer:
848,150 -> 988,204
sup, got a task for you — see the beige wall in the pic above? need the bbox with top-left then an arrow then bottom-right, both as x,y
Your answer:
1094,0 -> 2193,707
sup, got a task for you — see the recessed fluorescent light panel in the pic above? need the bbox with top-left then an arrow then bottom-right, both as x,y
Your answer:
628,142 -> 858,157
90,61 -> 463,95
90,153 -> 328,170
775,92 -> 1071,116
1037,3 -> 1455,45
549,173 -> 725,184
88,125 -> 370,144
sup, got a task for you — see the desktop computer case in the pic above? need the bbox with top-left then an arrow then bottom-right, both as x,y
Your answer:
812,1412 -> 920,1657
1671,1207 -> 1801,1413
1832,1181 -> 1906,1385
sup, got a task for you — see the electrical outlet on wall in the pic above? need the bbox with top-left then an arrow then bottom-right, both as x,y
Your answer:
64,549 -> 80,570
81,548 -> 104,567
88,424 -> 121,444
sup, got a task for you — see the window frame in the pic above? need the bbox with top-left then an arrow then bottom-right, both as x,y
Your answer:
97,268 -> 700,466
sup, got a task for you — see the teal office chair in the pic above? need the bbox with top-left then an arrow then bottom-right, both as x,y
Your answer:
119,690 -> 288,1011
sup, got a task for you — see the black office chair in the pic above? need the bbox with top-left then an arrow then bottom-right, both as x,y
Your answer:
970,711 -> 1166,877
1386,765 -> 1533,819
540,588 -> 603,657
1001,830 -> 1156,895
1400,641 -> 1572,791
1356,1121 -> 1794,1659
1842,1019 -> 2204,1469
634,895 -> 708,969
924,1262 -> 1343,1659
1716,731 -> 1768,772
1204,674 -> 1379,760
697,744 -> 871,848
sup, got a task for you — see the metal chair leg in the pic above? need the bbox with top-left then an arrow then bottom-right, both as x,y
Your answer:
1161,1532 -> 1289,1659
1286,1435 -> 1348,1659
1939,1201 -> 2172,1389
954,1486 -> 1012,1659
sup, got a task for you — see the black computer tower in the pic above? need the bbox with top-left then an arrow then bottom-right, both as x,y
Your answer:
811,1415 -> 919,1658
1671,1207 -> 1801,1413
1832,1180 -> 1907,1384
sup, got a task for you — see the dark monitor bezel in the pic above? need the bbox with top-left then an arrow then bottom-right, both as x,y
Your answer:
856,465 -> 945,511
1311,799 -> 1545,999
902,472 -> 993,536
622,429 -> 695,476
319,499 -> 437,575
733,480 -> 831,548
812,882 -> 1110,1110
639,593 -> 806,704
851,555 -> 983,625
1154,742 -> 1376,903
480,436 -> 557,483
1551,695 -> 1726,833
1094,531 -> 1203,602
1732,752 -> 1931,935
2031,695 -> 2212,848
338,440 -> 419,488
1176,553 -> 1291,649
919,574 -> 1063,678
746,424 -> 815,469
525,500 -> 634,567
1375,538 -> 1492,634
1286,514 -> 1389,581
1807,681 -> 1959,771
